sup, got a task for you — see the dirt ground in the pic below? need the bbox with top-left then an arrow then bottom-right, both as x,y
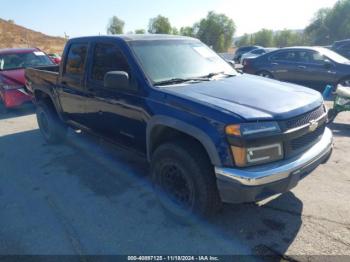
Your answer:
0,103 -> 349,260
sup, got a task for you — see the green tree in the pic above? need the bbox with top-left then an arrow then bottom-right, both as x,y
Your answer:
252,29 -> 274,47
196,11 -> 236,52
107,16 -> 125,35
274,29 -> 305,47
7,19 -> 15,24
172,27 -> 179,35
148,15 -> 172,34
179,26 -> 195,37
305,0 -> 350,45
135,29 -> 146,34
305,8 -> 332,45
235,33 -> 253,47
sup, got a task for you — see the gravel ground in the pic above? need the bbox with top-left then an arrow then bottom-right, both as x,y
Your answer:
0,103 -> 349,260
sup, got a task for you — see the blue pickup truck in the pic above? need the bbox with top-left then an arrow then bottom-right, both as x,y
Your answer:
25,35 -> 333,217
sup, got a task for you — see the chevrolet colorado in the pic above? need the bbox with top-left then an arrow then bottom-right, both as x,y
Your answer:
25,35 -> 333,217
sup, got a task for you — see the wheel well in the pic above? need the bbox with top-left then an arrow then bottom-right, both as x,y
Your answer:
149,125 -> 212,164
34,90 -> 56,113
256,70 -> 273,76
338,75 -> 350,85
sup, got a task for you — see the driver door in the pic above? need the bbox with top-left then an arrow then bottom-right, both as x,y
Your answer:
84,42 -> 147,152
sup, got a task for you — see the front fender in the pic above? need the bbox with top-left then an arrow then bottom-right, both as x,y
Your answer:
147,115 -> 223,166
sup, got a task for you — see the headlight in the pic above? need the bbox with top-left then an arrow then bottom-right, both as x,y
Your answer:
231,143 -> 284,167
226,122 -> 283,167
225,122 -> 281,137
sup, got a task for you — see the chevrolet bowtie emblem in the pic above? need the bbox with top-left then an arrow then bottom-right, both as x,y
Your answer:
309,120 -> 318,132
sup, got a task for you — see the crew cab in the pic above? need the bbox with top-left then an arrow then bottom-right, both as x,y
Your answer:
0,48 -> 54,109
25,35 -> 333,217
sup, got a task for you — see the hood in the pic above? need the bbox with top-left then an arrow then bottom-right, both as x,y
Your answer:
0,69 -> 25,85
162,74 -> 323,121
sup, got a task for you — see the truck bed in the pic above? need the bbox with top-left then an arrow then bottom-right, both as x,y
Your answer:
25,65 -> 59,94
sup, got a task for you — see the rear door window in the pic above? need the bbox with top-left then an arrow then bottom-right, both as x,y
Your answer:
270,51 -> 297,62
64,43 -> 88,76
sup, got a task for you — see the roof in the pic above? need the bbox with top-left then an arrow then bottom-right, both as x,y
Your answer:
334,39 -> 350,44
0,48 -> 39,55
279,46 -> 328,52
69,34 -> 197,43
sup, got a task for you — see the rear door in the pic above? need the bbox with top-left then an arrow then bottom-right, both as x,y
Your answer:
57,42 -> 90,124
268,50 -> 299,83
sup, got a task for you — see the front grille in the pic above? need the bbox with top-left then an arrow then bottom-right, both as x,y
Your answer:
290,125 -> 325,151
282,105 -> 325,131
281,105 -> 327,158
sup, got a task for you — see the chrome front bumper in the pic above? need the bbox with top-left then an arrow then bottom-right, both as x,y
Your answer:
215,127 -> 333,187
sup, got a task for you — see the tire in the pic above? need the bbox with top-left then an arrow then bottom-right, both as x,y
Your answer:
151,139 -> 222,221
257,70 -> 273,79
36,102 -> 67,144
327,108 -> 338,123
338,77 -> 350,87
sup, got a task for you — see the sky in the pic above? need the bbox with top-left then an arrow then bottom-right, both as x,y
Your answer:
0,0 -> 339,38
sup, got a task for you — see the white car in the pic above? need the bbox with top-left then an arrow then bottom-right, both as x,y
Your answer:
240,48 -> 277,64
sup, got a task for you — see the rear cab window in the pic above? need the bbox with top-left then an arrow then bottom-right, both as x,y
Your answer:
64,43 -> 88,77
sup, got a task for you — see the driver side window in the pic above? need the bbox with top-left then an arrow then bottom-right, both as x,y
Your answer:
298,51 -> 326,65
91,43 -> 130,82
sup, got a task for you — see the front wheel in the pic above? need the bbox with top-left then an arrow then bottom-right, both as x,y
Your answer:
338,78 -> 350,87
327,108 -> 338,123
36,102 -> 67,144
151,140 -> 222,220
257,70 -> 273,79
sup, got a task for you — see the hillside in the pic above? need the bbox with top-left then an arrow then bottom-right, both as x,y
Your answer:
0,18 -> 66,54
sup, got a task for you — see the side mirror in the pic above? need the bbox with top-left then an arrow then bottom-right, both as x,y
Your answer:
104,71 -> 129,90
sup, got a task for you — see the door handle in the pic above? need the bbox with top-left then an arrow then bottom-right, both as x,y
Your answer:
271,63 -> 279,66
297,65 -> 306,69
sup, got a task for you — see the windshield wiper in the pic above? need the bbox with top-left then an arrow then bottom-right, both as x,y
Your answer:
198,71 -> 236,79
154,77 -> 209,86
154,72 -> 236,86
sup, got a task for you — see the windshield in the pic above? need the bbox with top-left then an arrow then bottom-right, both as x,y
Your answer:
0,51 -> 54,71
130,40 -> 237,84
318,47 -> 350,64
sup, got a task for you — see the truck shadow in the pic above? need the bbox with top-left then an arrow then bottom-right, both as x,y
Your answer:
216,193 -> 303,257
0,128 -> 302,256
328,122 -> 350,137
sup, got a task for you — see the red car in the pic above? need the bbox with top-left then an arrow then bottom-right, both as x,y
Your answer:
48,53 -> 62,64
0,48 -> 54,109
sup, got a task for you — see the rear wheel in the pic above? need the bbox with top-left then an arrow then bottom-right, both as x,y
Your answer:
151,140 -> 222,220
257,70 -> 273,79
36,102 -> 67,144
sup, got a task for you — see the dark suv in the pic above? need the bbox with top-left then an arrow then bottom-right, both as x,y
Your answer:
243,46 -> 350,90
233,45 -> 262,63
332,39 -> 350,59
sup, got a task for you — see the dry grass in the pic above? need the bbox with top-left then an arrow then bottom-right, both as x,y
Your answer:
0,19 -> 66,54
